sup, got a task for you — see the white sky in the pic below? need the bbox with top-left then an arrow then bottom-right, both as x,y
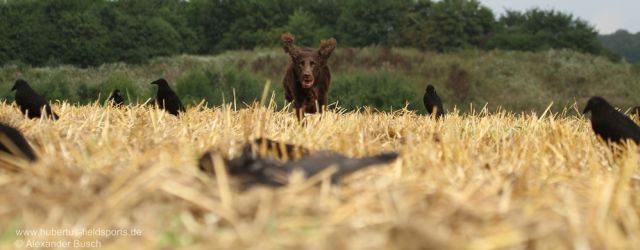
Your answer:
479,0 -> 639,34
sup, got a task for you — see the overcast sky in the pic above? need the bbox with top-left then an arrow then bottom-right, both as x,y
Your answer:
479,0 -> 639,34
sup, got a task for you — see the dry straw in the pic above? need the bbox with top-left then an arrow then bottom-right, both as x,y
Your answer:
0,97 -> 639,249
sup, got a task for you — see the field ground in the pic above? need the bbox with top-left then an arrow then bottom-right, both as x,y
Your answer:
0,101 -> 639,250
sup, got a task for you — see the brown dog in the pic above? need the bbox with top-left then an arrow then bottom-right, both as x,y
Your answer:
281,33 -> 336,120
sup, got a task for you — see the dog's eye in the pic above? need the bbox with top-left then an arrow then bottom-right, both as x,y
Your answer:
310,61 -> 315,66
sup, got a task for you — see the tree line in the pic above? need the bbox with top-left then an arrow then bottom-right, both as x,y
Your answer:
599,30 -> 640,64
0,0 -> 619,67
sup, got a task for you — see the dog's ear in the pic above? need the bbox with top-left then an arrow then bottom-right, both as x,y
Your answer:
281,32 -> 300,59
318,37 -> 336,64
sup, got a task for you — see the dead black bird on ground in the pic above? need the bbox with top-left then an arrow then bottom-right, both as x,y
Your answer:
108,89 -> 125,106
150,78 -> 185,116
423,84 -> 444,119
199,142 -> 399,188
583,96 -> 640,144
0,123 -> 37,162
11,79 -> 59,120
199,138 -> 309,175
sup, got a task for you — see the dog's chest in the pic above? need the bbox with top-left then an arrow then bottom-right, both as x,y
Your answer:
299,88 -> 319,104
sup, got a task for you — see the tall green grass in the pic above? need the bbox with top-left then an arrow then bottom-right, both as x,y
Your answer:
0,48 -> 638,113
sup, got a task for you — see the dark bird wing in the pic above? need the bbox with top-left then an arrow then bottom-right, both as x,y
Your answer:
424,92 -> 444,118
168,93 -> 186,112
15,89 -> 45,118
15,90 -> 32,116
592,109 -> 640,143
28,90 -> 56,119
436,96 -> 444,118
0,123 -> 37,161
423,93 -> 429,113
282,151 -> 347,177
334,152 -> 399,177
243,159 -> 290,187
159,92 -> 185,115
43,103 -> 59,120
287,151 -> 399,184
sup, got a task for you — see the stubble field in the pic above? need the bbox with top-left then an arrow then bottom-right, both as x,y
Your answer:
0,100 -> 639,249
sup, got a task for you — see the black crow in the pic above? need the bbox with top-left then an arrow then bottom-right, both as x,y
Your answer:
0,123 -> 37,162
150,78 -> 185,116
108,89 -> 125,106
583,96 -> 640,144
199,143 -> 399,188
11,79 -> 59,120
423,84 -> 444,119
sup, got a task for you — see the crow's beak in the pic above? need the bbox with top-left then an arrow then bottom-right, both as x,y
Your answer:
10,85 -> 16,91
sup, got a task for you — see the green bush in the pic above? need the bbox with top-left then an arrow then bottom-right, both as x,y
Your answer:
176,69 -> 272,107
95,75 -> 145,104
633,63 -> 640,73
332,71 -> 422,112
176,70 -> 217,106
34,73 -> 77,103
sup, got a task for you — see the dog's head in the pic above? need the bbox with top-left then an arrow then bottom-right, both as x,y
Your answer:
282,33 -> 336,89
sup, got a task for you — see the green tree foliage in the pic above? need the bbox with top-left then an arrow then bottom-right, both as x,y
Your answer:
599,30 -> 640,63
186,0 -> 234,53
0,4 -> 18,63
425,0 -> 495,52
336,0 -> 413,46
46,0 -> 110,67
285,9 -> 319,47
389,0 -> 433,49
176,69 -> 266,106
0,0 -> 620,67
1,1 -> 53,66
0,0 -> 197,67
487,8 -> 607,55
216,0 -> 303,50
332,71 -> 422,111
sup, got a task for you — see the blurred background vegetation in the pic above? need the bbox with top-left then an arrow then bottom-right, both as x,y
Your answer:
600,30 -> 640,64
0,0 -> 625,66
0,0 -> 639,113
1,48 -> 639,114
